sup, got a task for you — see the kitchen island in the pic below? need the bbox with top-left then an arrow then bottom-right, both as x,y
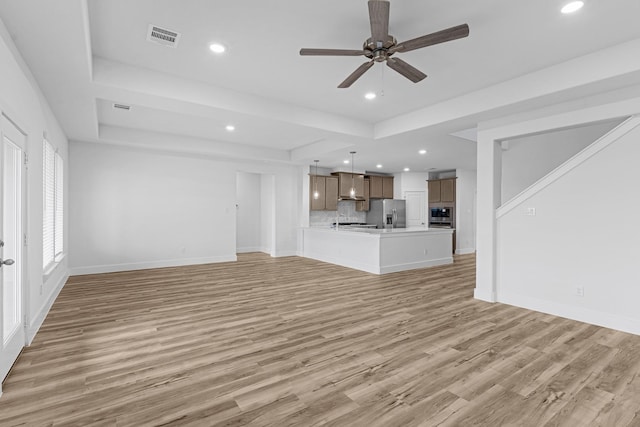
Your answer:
302,226 -> 453,274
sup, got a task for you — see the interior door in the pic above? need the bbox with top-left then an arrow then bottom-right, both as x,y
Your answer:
405,191 -> 426,227
0,113 -> 26,386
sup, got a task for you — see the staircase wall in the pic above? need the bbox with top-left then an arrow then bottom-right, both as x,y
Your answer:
496,117 -> 640,334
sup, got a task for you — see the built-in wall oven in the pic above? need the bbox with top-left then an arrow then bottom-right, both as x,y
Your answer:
429,205 -> 454,228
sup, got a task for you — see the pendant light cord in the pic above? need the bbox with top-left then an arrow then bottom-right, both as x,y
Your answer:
350,151 -> 356,197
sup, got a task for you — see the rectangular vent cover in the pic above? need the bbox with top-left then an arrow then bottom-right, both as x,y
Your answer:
147,25 -> 181,47
113,103 -> 131,111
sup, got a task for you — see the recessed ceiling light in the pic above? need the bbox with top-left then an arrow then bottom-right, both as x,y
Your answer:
225,125 -> 235,131
561,1 -> 584,14
419,149 -> 427,155
376,164 -> 383,168
404,167 -> 410,172
364,92 -> 376,100
209,43 -> 226,54
343,159 -> 350,164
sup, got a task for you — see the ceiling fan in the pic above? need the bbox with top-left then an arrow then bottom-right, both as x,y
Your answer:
300,0 -> 469,88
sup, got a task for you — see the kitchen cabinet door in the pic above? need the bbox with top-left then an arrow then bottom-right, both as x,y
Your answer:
440,179 -> 455,203
325,176 -> 339,210
369,175 -> 383,198
337,173 -> 364,199
309,175 -> 326,210
382,176 -> 394,199
428,180 -> 441,202
356,179 -> 370,211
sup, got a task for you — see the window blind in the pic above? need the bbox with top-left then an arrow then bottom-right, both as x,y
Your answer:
42,139 -> 63,270
54,152 -> 64,258
43,140 -> 55,269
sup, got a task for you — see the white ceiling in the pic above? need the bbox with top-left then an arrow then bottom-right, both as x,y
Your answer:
1,0 -> 640,173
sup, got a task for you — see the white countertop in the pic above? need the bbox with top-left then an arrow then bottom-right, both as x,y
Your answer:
306,226 -> 454,235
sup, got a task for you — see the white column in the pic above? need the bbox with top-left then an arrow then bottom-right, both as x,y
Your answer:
474,131 -> 502,302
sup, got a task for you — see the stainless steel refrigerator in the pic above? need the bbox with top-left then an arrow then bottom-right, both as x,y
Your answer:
366,199 -> 406,229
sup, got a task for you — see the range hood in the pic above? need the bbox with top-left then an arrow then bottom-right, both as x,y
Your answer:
338,194 -> 366,201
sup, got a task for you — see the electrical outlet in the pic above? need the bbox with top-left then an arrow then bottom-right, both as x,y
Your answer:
525,207 -> 536,216
575,286 -> 584,297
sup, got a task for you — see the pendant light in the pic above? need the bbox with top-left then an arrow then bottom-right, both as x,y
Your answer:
313,160 -> 319,200
349,151 -> 356,198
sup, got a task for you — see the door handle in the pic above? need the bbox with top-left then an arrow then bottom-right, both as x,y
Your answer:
1,258 -> 15,267
0,239 -> 4,247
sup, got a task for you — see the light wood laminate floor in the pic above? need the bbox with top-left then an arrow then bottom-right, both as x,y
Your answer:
1,253 -> 640,426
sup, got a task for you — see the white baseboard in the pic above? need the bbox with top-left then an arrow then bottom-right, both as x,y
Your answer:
455,248 -> 476,255
236,246 -> 262,253
69,255 -> 237,276
253,248 -> 298,258
474,287 -> 496,303
272,251 -> 298,258
259,247 -> 274,256
379,257 -> 453,274
28,270 -> 68,345
303,251 -> 452,275
498,291 -> 640,336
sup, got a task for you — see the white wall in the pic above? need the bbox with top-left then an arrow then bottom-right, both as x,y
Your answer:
236,172 -> 262,253
455,169 -> 476,254
69,143 -> 300,274
274,172 -> 299,257
501,120 -> 621,201
497,120 -> 640,334
260,174 -> 275,255
397,172 -> 429,193
0,16 -> 69,342
69,143 -> 237,273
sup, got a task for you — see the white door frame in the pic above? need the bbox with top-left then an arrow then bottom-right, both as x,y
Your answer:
0,111 -> 28,394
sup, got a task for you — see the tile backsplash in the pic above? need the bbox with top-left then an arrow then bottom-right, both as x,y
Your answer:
309,201 -> 366,226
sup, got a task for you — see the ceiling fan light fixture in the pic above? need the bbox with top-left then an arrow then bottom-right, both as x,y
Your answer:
209,43 -> 226,54
561,1 -> 584,14
299,1 -> 469,88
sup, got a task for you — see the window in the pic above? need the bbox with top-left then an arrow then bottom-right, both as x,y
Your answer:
43,139 -> 63,270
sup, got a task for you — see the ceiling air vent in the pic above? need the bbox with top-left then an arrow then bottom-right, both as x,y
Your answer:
113,103 -> 131,111
147,24 -> 181,48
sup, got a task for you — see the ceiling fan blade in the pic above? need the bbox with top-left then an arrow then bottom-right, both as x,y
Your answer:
368,0 -> 390,43
391,24 -> 469,53
386,57 -> 427,83
338,60 -> 375,88
300,48 -> 366,56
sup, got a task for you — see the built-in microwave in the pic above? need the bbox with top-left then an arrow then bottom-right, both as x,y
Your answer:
429,205 -> 453,227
